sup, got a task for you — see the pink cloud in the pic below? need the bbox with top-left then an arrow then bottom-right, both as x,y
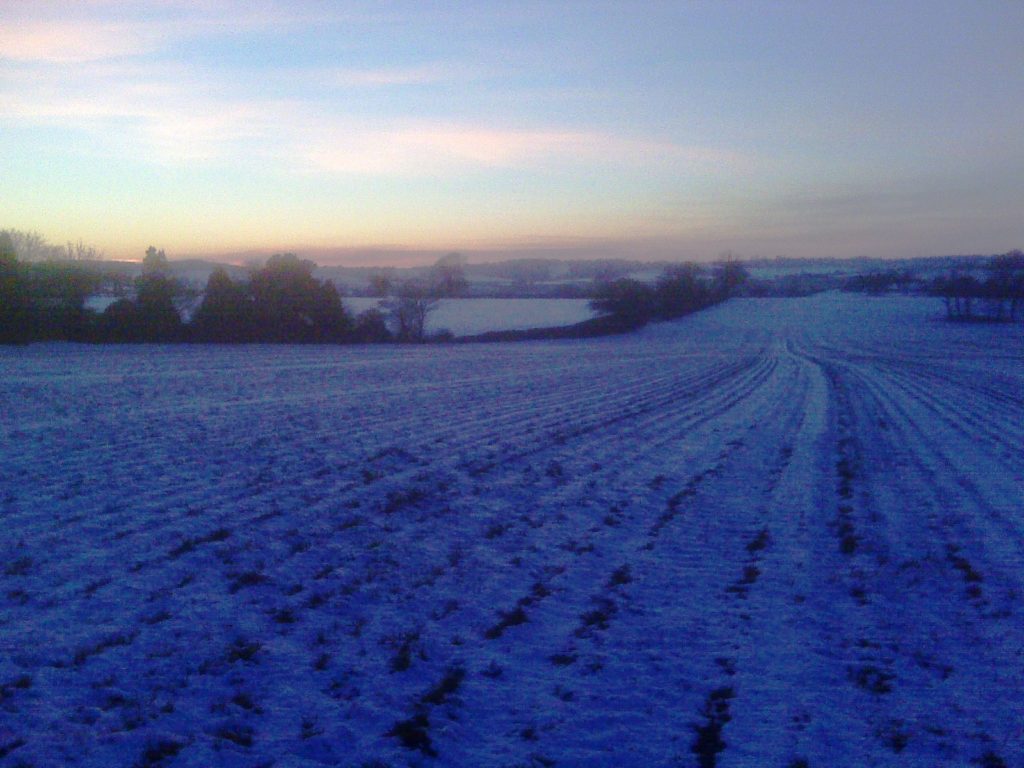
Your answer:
0,2 -> 362,64
303,124 -> 741,176
0,20 -> 157,63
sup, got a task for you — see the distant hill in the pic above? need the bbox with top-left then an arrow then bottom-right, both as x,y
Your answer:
89,253 -> 1004,299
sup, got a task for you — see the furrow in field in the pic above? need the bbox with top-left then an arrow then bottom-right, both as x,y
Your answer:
792,354 -> 1023,766
421,352 -> 803,764
849,362 -> 1024,569
4,295 -> 1023,768
5,348 -> 787,766
2,352 -> 729,501
872,362 -> 1024,467
0,350 -> 731,529
7,351 -> 770,610
1,343 -> 784,764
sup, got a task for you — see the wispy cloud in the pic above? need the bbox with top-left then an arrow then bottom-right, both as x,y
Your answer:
0,2 -> 367,64
303,126 -> 598,174
2,3 -> 738,176
302,124 -> 741,176
2,62 -> 285,162
325,64 -> 462,88
0,20 -> 159,63
3,54 -> 737,175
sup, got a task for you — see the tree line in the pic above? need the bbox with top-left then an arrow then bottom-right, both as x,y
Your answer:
1,237 -> 467,345
929,251 -> 1024,322
1,228 -> 105,262
2,232 -> 751,345
588,261 -> 748,327
2,233 -> 110,344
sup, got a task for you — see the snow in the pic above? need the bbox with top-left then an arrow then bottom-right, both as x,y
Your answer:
1,292 -> 1023,767
80,298 -> 595,337
84,296 -> 119,313
344,297 -> 596,336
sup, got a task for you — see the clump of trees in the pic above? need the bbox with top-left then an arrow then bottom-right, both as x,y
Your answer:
0,243 -> 459,345
0,243 -> 362,344
247,253 -> 351,342
931,251 -> 1024,322
189,253 -> 460,344
589,260 -> 748,328
1,231 -> 112,343
102,247 -> 190,342
175,252 -> 354,343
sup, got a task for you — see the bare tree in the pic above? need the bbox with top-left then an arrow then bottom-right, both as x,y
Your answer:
1,229 -> 63,261
712,257 -> 748,298
429,252 -> 468,297
64,239 -> 104,261
383,281 -> 438,342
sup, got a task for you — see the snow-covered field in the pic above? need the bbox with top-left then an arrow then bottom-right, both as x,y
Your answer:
80,298 -> 596,336
344,297 -> 595,336
1,293 -> 1022,767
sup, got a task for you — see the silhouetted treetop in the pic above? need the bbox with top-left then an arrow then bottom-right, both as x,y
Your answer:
192,268 -> 254,342
931,250 -> 1024,322
248,253 -> 351,342
143,246 -> 169,275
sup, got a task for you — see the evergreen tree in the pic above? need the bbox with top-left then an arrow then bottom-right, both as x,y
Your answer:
192,268 -> 254,342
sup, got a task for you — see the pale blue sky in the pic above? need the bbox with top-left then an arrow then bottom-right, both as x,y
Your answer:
2,1 -> 1021,263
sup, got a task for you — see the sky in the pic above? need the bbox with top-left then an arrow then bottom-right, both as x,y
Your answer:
2,1 -> 1022,265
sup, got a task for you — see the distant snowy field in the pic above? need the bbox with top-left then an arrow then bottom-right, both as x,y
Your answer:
2,293 -> 1023,767
344,297 -> 596,336
81,297 -> 596,335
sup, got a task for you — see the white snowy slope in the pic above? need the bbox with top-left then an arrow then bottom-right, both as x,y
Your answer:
343,298 -> 595,336
1,293 -> 1022,768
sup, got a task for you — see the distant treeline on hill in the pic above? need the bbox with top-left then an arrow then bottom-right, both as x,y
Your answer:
10,227 -> 1016,345
928,251 -> 1024,322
